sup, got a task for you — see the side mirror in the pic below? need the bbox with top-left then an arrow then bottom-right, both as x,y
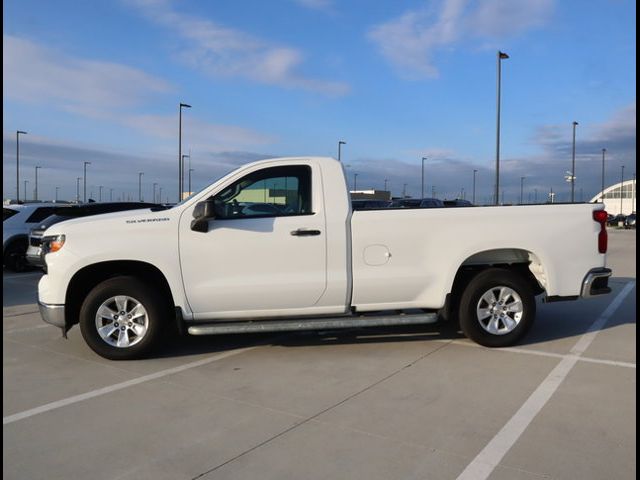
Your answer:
191,199 -> 215,232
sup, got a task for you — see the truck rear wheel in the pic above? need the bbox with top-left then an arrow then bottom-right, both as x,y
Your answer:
79,276 -> 168,360
458,268 -> 535,348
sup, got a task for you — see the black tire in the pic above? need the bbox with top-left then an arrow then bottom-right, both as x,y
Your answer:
79,276 -> 169,360
458,268 -> 536,348
3,238 -> 28,272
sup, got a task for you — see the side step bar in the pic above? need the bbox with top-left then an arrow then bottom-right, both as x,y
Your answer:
187,312 -> 439,336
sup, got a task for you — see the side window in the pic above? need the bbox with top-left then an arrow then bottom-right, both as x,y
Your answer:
213,165 -> 312,219
26,208 -> 56,223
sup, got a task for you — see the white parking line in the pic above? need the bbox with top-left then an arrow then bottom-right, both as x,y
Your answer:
456,281 -> 636,480
3,345 -> 258,425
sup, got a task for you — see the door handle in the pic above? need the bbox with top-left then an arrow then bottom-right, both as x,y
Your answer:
290,229 -> 321,236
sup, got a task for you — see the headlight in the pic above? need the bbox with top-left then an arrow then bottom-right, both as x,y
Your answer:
42,234 -> 66,254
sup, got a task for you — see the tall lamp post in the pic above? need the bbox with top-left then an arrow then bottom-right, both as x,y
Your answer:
472,169 -> 478,204
153,183 -> 158,203
338,141 -> 346,162
620,165 -> 625,215
16,130 -> 27,202
159,187 -> 163,204
495,51 -> 509,205
76,177 -> 81,203
189,168 -> 194,196
138,172 -> 144,202
600,148 -> 606,202
384,179 -> 388,192
34,166 -> 41,202
353,173 -> 358,191
83,161 -> 91,202
178,102 -> 192,202
98,186 -> 103,202
571,121 -> 578,202
421,157 -> 427,199
55,186 -> 60,202
520,176 -> 526,204
23,180 -> 29,202
402,183 -> 408,198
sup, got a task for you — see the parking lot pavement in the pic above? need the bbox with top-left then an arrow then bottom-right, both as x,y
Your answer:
3,230 -> 636,480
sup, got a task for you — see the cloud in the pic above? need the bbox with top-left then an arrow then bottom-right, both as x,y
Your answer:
128,0 -> 349,95
368,0 -> 554,79
3,35 -> 172,114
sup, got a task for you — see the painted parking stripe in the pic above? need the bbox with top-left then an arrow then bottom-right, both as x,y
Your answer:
3,345 -> 258,425
457,281 -> 636,480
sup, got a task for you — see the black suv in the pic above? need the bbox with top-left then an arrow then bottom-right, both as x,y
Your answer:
26,202 -> 164,268
390,198 -> 444,208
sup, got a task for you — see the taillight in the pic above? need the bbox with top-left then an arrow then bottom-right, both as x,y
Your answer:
593,210 -> 607,253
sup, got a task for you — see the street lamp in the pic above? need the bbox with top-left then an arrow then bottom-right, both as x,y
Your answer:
472,169 -> 478,204
159,187 -> 163,204
338,141 -> 346,162
189,168 -> 195,196
16,130 -> 27,202
55,186 -> 60,202
110,188 -> 114,202
403,183 -> 408,198
23,180 -> 29,202
353,173 -> 358,191
34,166 -> 42,201
571,121 -> 578,202
153,183 -> 158,203
620,165 -> 625,215
99,186 -> 103,202
495,51 -> 509,205
421,157 -> 427,199
601,148 -> 606,202
76,177 -> 81,203
178,102 -> 192,201
181,154 -> 190,195
384,179 -> 388,192
83,161 -> 91,203
520,176 -> 526,204
138,172 -> 144,202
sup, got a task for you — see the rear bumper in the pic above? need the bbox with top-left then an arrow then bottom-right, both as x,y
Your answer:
38,301 -> 66,328
581,268 -> 612,298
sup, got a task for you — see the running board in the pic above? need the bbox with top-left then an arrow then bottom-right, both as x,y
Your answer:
187,312 -> 439,336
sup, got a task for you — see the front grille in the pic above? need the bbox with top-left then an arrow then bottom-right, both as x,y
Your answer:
30,237 -> 42,247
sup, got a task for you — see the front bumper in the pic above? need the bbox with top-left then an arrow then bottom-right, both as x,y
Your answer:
38,301 -> 66,328
581,268 -> 612,298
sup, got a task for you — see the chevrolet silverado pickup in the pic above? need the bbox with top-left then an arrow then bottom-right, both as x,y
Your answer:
37,157 -> 612,359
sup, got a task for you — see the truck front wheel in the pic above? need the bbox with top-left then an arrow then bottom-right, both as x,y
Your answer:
458,268 -> 536,348
79,276 -> 168,360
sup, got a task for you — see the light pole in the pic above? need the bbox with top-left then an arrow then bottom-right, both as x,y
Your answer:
55,186 -> 60,202
601,148 -> 606,202
34,166 -> 42,201
189,168 -> 194,196
571,121 -> 578,202
534,188 -> 538,204
16,130 -> 27,202
495,51 -> 509,205
153,183 -> 158,203
403,183 -> 408,198
384,179 -> 388,192
353,173 -> 358,191
138,172 -> 144,202
110,188 -> 114,202
76,177 -> 81,203
83,161 -> 91,203
432,186 -> 436,198
99,186 -> 103,202
472,169 -> 478,204
520,176 -> 525,204
338,141 -> 346,162
421,157 -> 427,198
620,165 -> 625,215
23,180 -> 29,202
159,187 -> 163,204
178,102 -> 192,202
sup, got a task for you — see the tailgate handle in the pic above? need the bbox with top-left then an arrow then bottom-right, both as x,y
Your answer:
290,229 -> 321,236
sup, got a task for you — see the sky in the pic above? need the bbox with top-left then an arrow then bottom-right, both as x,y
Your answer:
2,0 -> 636,204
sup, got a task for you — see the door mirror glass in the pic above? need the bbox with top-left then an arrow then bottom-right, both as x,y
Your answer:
191,199 -> 216,232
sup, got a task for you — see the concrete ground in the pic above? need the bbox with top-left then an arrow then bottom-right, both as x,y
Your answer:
3,230 -> 636,480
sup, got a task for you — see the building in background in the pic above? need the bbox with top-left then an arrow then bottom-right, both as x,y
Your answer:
350,190 -> 392,201
590,179 -> 636,215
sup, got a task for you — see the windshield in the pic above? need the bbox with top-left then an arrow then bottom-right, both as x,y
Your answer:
3,208 -> 19,221
172,167 -> 240,208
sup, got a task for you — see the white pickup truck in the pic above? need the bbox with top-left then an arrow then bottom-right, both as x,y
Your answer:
38,157 -> 612,359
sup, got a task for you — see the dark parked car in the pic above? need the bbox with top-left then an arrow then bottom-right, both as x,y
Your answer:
26,202 -> 164,268
351,199 -> 393,210
607,214 -> 627,227
390,198 -> 444,208
624,213 -> 636,229
443,199 -> 474,207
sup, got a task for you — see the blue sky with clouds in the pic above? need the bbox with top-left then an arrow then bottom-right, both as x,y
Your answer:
3,0 -> 636,203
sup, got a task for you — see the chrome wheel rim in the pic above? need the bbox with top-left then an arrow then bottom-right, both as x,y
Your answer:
95,296 -> 149,348
476,286 -> 524,336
